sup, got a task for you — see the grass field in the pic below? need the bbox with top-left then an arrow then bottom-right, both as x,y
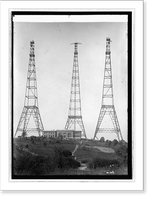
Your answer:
14,137 -> 77,157
13,137 -> 128,176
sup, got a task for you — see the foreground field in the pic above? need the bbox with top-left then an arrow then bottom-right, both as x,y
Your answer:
13,137 -> 128,176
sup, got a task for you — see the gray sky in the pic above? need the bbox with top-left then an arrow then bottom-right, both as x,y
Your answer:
14,18 -> 127,141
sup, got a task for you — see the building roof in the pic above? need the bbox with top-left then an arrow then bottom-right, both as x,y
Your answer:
56,130 -> 74,132
43,130 -> 73,133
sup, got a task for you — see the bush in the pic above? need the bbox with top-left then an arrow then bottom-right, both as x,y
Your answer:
116,145 -> 127,156
22,131 -> 27,138
81,159 -> 88,164
14,153 -> 31,174
116,144 -> 128,164
13,146 -> 80,176
105,140 -> 112,146
56,140 -> 61,144
55,156 -> 80,170
100,137 -> 105,142
89,157 -> 120,169
111,139 -> 118,146
31,137 -> 35,144
43,141 -> 47,147
53,147 -> 80,169
61,149 -> 72,157
14,153 -> 57,175
119,140 -> 127,147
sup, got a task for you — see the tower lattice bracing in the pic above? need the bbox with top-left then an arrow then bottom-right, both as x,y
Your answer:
93,38 -> 123,141
65,43 -> 87,138
15,41 -> 44,137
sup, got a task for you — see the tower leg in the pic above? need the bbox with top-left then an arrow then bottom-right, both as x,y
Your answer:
77,119 -> 86,138
15,107 -> 27,137
94,106 -> 106,139
15,107 -> 44,137
65,118 -> 73,130
23,108 -> 32,132
33,107 -> 44,134
94,106 -> 122,141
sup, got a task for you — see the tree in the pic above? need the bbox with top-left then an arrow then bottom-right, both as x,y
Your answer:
112,139 -> 118,146
22,131 -> 27,138
105,140 -> 112,146
100,137 -> 105,142
31,136 -> 35,144
58,134 -> 63,140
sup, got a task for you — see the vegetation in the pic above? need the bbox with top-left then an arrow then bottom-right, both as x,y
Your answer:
13,145 -> 80,176
88,157 -> 120,169
13,137 -> 128,175
43,141 -> 47,147
100,137 -> 105,142
112,142 -> 128,165
21,131 -> 27,138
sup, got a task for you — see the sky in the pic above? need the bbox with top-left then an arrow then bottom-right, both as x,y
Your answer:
13,15 -> 127,141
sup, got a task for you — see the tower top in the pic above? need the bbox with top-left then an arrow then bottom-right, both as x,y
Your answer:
30,40 -> 35,45
71,42 -> 82,46
106,37 -> 112,54
106,38 -> 112,42
71,43 -> 82,54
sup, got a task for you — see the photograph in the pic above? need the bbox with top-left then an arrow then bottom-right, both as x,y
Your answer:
12,11 -> 132,179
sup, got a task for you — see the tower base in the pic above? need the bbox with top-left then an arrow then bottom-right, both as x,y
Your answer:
65,116 -> 87,138
94,105 -> 123,141
15,106 -> 44,137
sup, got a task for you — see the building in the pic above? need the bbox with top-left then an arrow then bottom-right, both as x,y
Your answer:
56,130 -> 74,139
43,130 -> 81,139
43,130 -> 57,138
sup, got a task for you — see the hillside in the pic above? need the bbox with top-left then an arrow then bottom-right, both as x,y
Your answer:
13,137 -> 128,175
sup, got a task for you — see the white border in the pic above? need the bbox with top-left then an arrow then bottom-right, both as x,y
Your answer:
13,14 -> 128,22
0,1 -> 143,191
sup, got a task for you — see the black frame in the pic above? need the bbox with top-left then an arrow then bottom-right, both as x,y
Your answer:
11,11 -> 132,180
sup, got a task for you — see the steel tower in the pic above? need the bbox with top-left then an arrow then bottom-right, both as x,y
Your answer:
15,41 -> 44,137
65,43 -> 87,138
93,38 -> 123,141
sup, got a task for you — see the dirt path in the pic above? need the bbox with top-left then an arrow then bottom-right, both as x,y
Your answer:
72,144 -> 79,156
86,145 -> 115,153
